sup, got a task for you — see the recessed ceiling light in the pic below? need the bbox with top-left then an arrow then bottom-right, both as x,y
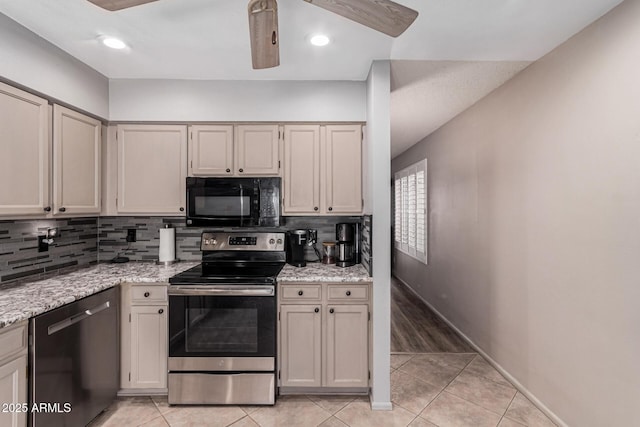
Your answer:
102,37 -> 127,49
310,34 -> 330,47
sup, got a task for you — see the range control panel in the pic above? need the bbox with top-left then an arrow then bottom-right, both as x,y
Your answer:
201,232 -> 285,251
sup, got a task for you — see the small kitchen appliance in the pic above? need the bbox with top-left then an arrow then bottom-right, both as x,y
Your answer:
285,229 -> 319,267
167,232 -> 285,405
336,223 -> 361,267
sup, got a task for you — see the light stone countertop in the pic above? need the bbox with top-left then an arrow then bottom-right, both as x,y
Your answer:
0,262 -> 198,329
0,261 -> 371,330
277,263 -> 373,283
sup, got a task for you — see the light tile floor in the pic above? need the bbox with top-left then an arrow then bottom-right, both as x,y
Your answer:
89,353 -> 556,427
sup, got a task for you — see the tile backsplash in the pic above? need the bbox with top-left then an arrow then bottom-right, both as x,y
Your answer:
98,216 -> 363,263
0,215 -> 365,284
0,218 -> 98,284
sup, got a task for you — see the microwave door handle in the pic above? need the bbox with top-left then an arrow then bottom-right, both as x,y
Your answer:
239,184 -> 244,224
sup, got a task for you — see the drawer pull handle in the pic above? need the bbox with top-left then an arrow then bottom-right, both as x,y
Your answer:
329,308 -> 335,314
226,168 -> 231,173
298,290 -> 303,296
158,308 -> 164,314
314,307 -> 319,313
328,207 -> 333,211
314,207 -> 319,211
239,168 -> 244,173
144,292 -> 150,297
59,207 -> 66,212
346,291 -> 351,296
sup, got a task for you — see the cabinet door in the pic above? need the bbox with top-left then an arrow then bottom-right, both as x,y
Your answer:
52,105 -> 101,215
117,125 -> 187,214
189,125 -> 234,176
130,305 -> 168,389
325,304 -> 368,388
0,356 -> 27,427
282,125 -> 320,214
279,305 -> 322,387
235,125 -> 279,176
0,82 -> 49,216
324,125 -> 362,214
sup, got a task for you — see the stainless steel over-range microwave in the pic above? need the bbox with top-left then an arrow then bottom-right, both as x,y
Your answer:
185,177 -> 281,227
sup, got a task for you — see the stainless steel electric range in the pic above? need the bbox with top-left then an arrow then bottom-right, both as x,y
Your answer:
167,231 -> 285,405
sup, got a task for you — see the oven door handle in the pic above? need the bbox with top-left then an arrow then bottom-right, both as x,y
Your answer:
168,285 -> 275,296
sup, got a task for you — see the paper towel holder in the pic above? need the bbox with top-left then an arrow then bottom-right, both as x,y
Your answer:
156,224 -> 180,266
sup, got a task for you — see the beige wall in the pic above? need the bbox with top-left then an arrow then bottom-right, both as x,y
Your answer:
391,1 -> 640,426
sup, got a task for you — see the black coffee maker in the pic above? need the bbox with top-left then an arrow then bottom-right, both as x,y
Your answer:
336,223 -> 361,267
286,229 -> 317,267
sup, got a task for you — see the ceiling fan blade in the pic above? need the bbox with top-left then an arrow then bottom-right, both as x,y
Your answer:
87,0 -> 158,11
248,0 -> 280,69
303,0 -> 418,37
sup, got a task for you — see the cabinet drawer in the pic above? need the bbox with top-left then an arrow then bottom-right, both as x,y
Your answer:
327,284 -> 369,302
0,321 -> 27,362
131,284 -> 168,304
280,284 -> 322,301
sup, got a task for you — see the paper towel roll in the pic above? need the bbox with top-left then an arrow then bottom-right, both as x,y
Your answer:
159,227 -> 176,262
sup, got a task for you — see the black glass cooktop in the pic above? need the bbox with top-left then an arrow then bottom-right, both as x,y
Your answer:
169,262 -> 285,285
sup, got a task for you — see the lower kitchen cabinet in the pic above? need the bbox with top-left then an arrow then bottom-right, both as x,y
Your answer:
278,282 -> 370,393
325,304 -> 369,388
0,321 -> 28,427
279,305 -> 322,387
120,283 -> 168,393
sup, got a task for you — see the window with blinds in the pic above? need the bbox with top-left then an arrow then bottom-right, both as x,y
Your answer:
394,159 -> 427,264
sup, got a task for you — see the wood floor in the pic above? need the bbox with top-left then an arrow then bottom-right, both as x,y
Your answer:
391,276 -> 474,353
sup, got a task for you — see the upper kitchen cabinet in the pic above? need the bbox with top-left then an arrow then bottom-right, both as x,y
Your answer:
235,125 -> 280,176
188,125 -> 234,176
323,125 -> 363,214
282,124 -> 362,216
52,105 -> 101,216
0,82 -> 49,217
282,125 -> 321,214
188,124 -> 280,177
117,124 -> 187,215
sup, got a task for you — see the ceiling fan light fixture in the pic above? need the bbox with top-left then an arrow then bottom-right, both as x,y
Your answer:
310,34 -> 330,47
101,37 -> 127,49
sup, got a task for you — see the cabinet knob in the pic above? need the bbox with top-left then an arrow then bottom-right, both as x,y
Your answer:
158,308 -> 164,314
226,168 -> 231,173
59,207 -> 66,212
298,290 -> 303,296
314,307 -> 319,313
328,207 -> 333,211
329,308 -> 335,314
43,206 -> 51,212
239,168 -> 244,173
346,290 -> 351,296
314,207 -> 319,211
179,207 -> 185,212
144,292 -> 150,297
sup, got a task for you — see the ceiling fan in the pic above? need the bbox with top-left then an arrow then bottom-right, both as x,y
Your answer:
87,0 -> 419,69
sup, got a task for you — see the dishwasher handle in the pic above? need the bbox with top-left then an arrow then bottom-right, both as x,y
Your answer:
47,301 -> 111,335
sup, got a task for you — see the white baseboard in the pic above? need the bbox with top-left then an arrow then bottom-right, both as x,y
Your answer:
393,275 -> 567,427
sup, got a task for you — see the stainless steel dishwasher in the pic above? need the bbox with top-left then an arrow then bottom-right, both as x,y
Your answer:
29,287 -> 119,427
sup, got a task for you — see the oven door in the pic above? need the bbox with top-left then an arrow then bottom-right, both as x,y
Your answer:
186,177 -> 260,227
168,285 -> 275,370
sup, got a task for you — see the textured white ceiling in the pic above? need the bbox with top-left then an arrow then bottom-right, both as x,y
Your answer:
391,60 -> 531,158
0,0 -> 624,80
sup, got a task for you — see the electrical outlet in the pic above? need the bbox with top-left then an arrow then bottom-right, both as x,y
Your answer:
38,235 -> 48,252
126,229 -> 136,242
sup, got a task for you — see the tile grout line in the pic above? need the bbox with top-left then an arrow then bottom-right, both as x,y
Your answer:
496,392 -> 521,427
